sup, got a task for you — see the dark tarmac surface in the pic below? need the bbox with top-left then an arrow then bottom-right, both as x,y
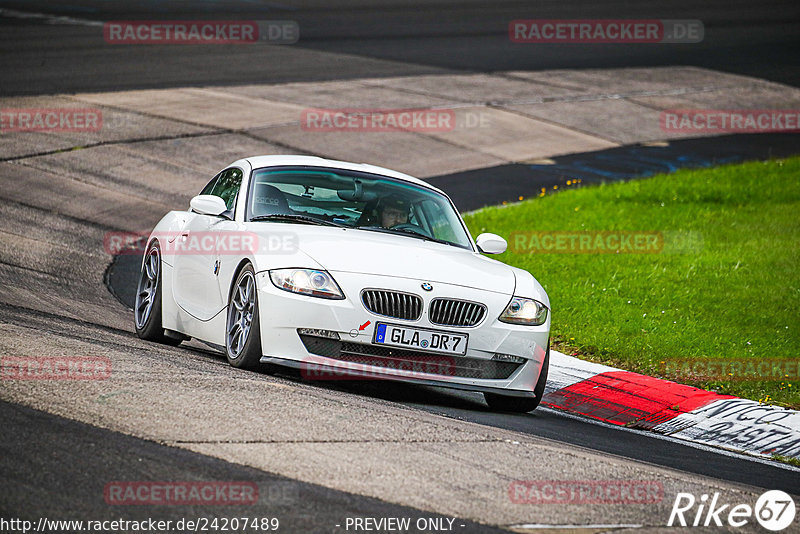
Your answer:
0,400 -> 506,533
427,133 -> 800,211
0,0 -> 798,96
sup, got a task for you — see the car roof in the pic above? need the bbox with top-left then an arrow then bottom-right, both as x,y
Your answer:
239,155 -> 446,195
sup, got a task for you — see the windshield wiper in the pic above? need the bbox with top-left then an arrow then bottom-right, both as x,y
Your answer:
250,214 -> 346,227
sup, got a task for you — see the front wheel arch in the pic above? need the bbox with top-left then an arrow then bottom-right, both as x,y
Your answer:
227,258 -> 256,302
134,239 -> 181,346
225,262 -> 264,370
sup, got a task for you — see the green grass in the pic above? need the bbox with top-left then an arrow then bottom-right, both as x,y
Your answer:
463,157 -> 800,408
772,454 -> 800,467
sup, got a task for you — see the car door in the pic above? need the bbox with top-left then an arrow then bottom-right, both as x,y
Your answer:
172,167 -> 243,320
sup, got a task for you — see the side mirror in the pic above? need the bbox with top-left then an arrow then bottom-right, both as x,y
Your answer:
190,195 -> 229,217
476,233 -> 507,254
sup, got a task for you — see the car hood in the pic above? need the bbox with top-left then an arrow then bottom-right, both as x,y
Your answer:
250,224 -> 517,295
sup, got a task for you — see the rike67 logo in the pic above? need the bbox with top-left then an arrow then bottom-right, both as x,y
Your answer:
668,490 -> 796,531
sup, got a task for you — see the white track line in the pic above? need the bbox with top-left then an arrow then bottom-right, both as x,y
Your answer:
540,407 -> 800,473
0,8 -> 103,27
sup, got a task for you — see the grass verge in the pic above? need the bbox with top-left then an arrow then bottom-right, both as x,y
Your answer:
463,157 -> 800,408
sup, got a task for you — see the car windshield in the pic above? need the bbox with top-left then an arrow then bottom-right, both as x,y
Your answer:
247,166 -> 473,249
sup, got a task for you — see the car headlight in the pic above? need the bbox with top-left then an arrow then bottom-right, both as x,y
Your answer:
269,269 -> 345,300
499,297 -> 548,325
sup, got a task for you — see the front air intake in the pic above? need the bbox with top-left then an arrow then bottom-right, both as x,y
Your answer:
428,298 -> 486,327
361,290 -> 422,321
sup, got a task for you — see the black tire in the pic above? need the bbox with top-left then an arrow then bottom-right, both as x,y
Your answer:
134,241 -> 181,346
225,264 -> 263,370
484,342 -> 550,413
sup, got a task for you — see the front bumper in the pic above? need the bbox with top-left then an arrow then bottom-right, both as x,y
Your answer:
255,270 -> 550,395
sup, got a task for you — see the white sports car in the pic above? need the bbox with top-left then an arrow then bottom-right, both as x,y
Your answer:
135,155 -> 551,412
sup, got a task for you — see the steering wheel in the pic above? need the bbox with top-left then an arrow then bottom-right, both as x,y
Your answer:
390,223 -> 431,237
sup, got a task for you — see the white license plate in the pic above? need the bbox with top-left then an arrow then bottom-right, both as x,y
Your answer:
373,323 -> 468,355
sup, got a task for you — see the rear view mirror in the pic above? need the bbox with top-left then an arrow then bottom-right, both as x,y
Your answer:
190,195 -> 228,217
337,179 -> 377,202
476,233 -> 507,254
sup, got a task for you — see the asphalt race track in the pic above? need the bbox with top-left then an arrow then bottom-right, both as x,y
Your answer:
1,401 -> 507,533
1,1 -> 799,532
0,0 -> 799,95
426,134 -> 800,211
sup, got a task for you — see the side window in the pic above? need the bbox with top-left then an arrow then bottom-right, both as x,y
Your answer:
201,168 -> 243,210
200,172 -> 222,196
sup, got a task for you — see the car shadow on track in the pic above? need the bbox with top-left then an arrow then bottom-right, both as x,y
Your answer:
302,376 -> 492,411
177,340 -> 500,413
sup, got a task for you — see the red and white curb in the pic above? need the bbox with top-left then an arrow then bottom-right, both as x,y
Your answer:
544,351 -> 800,461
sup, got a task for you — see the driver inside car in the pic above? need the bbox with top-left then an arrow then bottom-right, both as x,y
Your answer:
379,196 -> 410,228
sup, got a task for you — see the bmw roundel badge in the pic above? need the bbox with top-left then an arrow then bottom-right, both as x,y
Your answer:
421,282 -> 433,291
